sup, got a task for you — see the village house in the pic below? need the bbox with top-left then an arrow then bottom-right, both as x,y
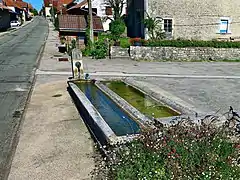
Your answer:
58,14 -> 104,49
0,3 -> 11,30
43,0 -> 74,18
67,0 -> 127,31
127,0 -> 240,41
2,0 -> 33,22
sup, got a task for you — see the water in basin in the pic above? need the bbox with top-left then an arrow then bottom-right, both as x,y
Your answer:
75,82 -> 140,136
106,81 -> 180,118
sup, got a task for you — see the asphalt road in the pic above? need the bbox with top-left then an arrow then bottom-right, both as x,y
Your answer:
0,17 -> 48,179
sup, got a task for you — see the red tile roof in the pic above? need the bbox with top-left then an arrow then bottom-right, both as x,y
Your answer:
67,0 -> 87,11
2,0 -> 23,9
58,15 -> 104,32
0,3 -> 12,11
14,1 -> 28,8
28,3 -> 34,10
44,0 -> 73,8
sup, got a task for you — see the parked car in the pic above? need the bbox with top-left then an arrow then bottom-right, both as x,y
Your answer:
10,21 -> 20,27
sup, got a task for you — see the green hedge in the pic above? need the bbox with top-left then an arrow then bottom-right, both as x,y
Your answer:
144,40 -> 240,48
120,38 -> 131,48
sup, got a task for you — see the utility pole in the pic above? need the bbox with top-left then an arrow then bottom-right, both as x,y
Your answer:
87,0 -> 94,44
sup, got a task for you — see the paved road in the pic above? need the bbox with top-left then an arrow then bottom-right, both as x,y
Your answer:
0,17 -> 48,179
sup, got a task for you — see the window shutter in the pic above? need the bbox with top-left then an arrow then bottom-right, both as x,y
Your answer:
105,7 -> 112,15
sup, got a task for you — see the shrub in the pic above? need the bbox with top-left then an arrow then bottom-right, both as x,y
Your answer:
91,40 -> 108,59
120,38 -> 131,48
96,118 -> 240,179
144,39 -> 240,48
82,48 -> 92,57
109,20 -> 125,41
129,37 -> 141,45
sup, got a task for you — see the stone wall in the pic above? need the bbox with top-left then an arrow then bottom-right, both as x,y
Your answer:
110,46 -> 130,59
148,0 -> 240,40
130,46 -> 240,61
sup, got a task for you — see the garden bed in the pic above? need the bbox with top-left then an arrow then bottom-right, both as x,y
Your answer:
93,109 -> 240,179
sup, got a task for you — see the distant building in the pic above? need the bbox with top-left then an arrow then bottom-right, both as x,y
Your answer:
67,0 -> 127,31
2,0 -> 33,22
0,3 -> 11,29
58,14 -> 104,49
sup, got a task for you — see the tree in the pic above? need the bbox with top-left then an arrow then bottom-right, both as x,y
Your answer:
109,19 -> 125,41
30,9 -> 38,16
104,0 -> 125,20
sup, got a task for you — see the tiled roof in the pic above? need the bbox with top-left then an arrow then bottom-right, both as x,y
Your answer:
67,0 -> 87,11
44,0 -> 73,8
61,0 -> 74,5
2,0 -> 23,9
58,15 -> 104,32
0,3 -> 12,11
28,3 -> 33,10
14,1 -> 28,8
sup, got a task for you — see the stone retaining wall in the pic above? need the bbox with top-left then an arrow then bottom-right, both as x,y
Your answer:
130,46 -> 240,61
110,46 -> 129,58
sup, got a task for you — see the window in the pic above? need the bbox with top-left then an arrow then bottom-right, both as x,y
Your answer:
105,6 -> 112,15
163,19 -> 173,33
219,19 -> 229,34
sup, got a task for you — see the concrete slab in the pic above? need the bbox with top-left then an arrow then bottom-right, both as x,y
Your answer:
8,80 -> 95,180
133,77 -> 240,115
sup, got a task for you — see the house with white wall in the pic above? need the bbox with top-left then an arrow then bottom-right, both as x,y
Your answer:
127,0 -> 240,41
68,0 -> 127,31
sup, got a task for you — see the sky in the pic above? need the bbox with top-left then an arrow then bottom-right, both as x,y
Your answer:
28,0 -> 43,11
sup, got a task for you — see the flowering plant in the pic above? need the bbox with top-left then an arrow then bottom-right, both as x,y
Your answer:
92,110 -> 240,179
129,37 -> 141,45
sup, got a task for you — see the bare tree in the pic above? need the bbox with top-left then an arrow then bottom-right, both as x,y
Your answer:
104,0 -> 126,20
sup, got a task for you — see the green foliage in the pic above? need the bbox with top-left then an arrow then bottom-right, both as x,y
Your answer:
30,9 -> 38,16
60,36 -> 66,44
120,37 -> 131,48
85,27 -> 93,49
98,121 -> 240,179
98,33 -> 130,48
91,40 -> 108,59
143,13 -> 164,40
145,39 -> 240,48
67,39 -> 76,56
109,20 -> 125,41
82,48 -> 92,57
